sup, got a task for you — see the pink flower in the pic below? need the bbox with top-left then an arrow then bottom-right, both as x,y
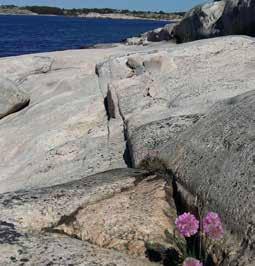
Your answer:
175,212 -> 199,237
183,257 -> 203,266
203,212 -> 224,240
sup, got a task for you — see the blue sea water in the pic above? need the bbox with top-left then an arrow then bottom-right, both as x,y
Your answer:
0,15 -> 169,57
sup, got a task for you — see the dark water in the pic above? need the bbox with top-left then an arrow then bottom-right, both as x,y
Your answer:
0,15 -> 169,57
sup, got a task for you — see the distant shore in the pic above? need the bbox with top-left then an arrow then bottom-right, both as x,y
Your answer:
77,12 -> 180,22
0,5 -> 185,21
0,12 -> 180,22
0,13 -> 181,23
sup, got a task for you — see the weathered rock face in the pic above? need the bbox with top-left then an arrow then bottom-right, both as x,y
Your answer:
158,91 -> 255,265
174,0 -> 255,42
0,77 -> 29,120
0,232 -> 156,266
0,168 -> 177,265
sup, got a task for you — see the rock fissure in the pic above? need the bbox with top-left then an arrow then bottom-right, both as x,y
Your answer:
115,92 -> 133,168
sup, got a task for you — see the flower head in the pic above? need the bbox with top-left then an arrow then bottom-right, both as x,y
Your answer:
183,257 -> 203,266
175,212 -> 199,237
203,212 -> 224,240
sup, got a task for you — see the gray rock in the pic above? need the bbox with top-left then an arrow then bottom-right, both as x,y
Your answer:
174,0 -> 255,43
0,232 -> 156,266
219,0 -> 255,36
103,36 -> 255,166
146,24 -> 175,42
159,90 -> 255,264
0,77 -> 29,119
173,1 -> 225,42
125,23 -> 176,45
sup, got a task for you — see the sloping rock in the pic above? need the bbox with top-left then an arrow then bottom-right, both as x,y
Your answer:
159,90 -> 255,265
0,77 -> 29,119
174,0 -> 255,43
0,47 -> 138,193
0,168 -> 177,265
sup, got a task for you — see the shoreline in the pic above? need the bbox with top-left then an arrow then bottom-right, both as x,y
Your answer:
0,12 -> 181,22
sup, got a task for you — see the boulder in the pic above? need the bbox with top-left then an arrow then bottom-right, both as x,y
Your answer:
0,77 -> 29,119
125,23 -> 176,45
219,0 -> 255,36
125,36 -> 147,46
145,23 -> 175,42
173,0 -> 255,43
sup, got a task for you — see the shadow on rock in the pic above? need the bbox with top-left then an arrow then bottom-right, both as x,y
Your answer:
0,221 -> 22,244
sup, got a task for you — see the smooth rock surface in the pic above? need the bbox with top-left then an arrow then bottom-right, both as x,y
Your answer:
0,45 -> 160,193
0,77 -> 29,120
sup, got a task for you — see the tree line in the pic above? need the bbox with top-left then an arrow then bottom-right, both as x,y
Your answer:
0,5 -> 185,18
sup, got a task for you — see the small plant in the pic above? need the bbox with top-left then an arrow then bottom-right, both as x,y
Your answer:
174,211 -> 224,266
175,213 -> 199,238
183,257 -> 203,266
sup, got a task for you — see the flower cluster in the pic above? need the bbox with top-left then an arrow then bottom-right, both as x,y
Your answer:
175,211 -> 224,240
203,212 -> 224,240
175,212 -> 199,237
175,211 -> 224,266
183,257 -> 203,266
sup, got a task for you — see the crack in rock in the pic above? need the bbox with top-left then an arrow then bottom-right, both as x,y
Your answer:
44,176 -> 180,259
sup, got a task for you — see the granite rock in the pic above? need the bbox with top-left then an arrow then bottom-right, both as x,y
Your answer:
174,0 -> 255,42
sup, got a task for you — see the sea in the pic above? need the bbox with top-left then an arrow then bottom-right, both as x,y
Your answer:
0,15 -> 169,57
